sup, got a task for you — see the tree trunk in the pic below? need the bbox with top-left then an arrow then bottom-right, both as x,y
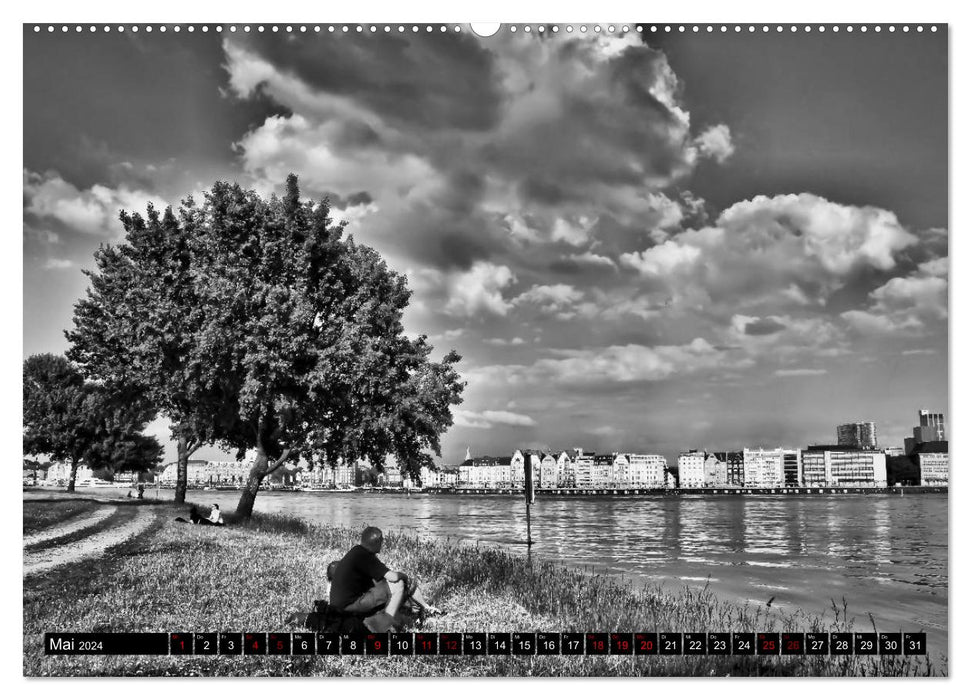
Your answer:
66,457 -> 79,493
235,445 -> 270,519
175,431 -> 189,504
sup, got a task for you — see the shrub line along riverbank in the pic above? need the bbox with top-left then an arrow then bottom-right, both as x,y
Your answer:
23,495 -> 944,677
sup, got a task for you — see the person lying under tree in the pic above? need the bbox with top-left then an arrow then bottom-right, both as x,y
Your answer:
174,505 -> 225,526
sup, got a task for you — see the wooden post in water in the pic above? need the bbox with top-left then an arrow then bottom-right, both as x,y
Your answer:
526,501 -> 533,546
524,455 -> 535,547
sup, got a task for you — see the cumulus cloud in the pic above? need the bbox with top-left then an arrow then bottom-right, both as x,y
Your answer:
453,409 -> 537,429
841,255 -> 948,336
726,314 -> 847,365
513,284 -> 584,319
443,262 -> 516,318
620,239 -> 701,276
693,124 -> 735,164
23,169 -> 165,239
622,194 -> 921,318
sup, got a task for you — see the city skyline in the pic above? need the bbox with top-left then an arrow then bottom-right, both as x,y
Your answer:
23,27 -> 947,466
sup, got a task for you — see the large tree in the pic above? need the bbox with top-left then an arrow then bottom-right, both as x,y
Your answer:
23,354 -> 158,491
67,203 -> 222,503
193,176 -> 465,517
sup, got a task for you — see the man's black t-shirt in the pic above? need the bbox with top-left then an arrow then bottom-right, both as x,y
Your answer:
329,544 -> 390,610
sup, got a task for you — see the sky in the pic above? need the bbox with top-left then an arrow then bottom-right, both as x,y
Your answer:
22,25 -> 948,465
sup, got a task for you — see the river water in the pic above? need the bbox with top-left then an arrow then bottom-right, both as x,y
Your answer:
92,486 -> 952,655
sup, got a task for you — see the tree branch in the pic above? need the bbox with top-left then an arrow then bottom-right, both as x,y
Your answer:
266,447 -> 293,476
186,438 -> 203,456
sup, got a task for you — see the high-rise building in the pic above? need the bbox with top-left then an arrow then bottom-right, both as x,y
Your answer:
837,421 -> 877,449
906,410 -> 947,454
916,410 -> 946,442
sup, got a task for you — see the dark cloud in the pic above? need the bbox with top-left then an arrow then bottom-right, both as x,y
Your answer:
346,191 -> 373,207
744,318 -> 787,336
548,259 -> 581,275
323,190 -> 374,209
229,32 -> 503,131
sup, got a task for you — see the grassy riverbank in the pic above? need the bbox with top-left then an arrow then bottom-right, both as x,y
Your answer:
23,497 -> 943,677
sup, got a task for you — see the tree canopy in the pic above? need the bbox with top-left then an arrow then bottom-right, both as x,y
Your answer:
66,174 -> 465,516
193,176 -> 465,516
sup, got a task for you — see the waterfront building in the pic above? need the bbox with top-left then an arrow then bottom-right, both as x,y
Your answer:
624,453 -> 667,488
457,455 -> 512,488
678,450 -> 706,489
334,460 -> 355,488
43,462 -> 93,485
158,459 -> 209,486
837,421 -> 878,449
884,446 -> 905,457
573,449 -> 595,488
538,452 -> 558,489
801,446 -> 887,487
592,454 -> 616,487
782,449 -> 802,486
665,469 -> 677,489
421,465 -> 460,488
205,460 -> 254,485
378,462 -> 403,487
917,453 -> 948,486
742,448 -> 786,487
419,465 -> 437,488
300,465 -> 336,488
712,451 -> 744,486
511,450 -> 541,490
704,453 -> 729,487
557,451 -> 575,487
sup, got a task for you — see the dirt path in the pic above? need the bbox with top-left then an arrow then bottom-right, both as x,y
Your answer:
23,505 -> 118,548
24,507 -> 155,577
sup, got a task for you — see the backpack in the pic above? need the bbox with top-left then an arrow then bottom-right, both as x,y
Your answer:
304,599 -> 370,635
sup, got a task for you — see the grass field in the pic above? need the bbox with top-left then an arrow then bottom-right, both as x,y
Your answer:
23,497 -> 944,677
23,499 -> 100,535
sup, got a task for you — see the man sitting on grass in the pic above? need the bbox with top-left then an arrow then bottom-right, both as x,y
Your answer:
328,526 -> 441,633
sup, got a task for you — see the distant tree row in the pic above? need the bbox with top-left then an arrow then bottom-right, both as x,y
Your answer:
23,354 -> 162,490
24,175 -> 465,517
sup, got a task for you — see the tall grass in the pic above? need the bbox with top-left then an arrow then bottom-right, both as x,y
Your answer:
23,501 -> 943,677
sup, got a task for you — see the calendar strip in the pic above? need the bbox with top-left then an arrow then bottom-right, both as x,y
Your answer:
43,632 -> 926,656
